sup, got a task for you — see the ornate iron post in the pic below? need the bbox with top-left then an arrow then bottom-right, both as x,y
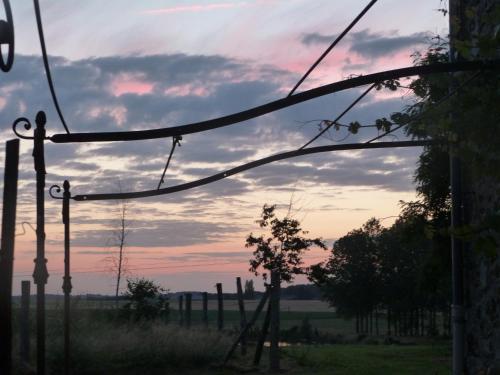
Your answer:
34,111 -> 48,375
50,180 -> 72,374
14,110 -> 49,375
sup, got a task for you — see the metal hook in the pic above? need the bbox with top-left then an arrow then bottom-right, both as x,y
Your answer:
49,184 -> 63,199
12,117 -> 34,139
0,0 -> 14,72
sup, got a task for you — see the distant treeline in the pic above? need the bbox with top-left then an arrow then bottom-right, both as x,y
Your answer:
34,283 -> 321,301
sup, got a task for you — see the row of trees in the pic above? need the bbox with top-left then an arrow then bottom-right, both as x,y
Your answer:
309,209 -> 451,336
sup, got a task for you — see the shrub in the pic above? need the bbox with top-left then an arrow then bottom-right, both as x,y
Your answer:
122,278 -> 169,321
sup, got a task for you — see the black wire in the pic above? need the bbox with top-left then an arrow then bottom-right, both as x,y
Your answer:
366,71 -> 482,143
49,61 -> 498,143
157,136 -> 182,189
73,140 -> 431,201
33,0 -> 70,134
300,83 -> 377,149
287,0 -> 379,97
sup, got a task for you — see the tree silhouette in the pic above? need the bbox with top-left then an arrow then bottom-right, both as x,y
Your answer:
246,204 -> 326,283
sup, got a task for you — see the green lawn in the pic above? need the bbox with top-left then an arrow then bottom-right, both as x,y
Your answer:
282,344 -> 451,375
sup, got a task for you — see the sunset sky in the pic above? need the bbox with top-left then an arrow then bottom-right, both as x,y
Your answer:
0,0 -> 448,295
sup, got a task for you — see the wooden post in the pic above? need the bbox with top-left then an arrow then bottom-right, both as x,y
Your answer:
253,301 -> 271,366
185,293 -> 192,329
178,295 -> 184,326
202,292 -> 208,327
216,283 -> 223,331
20,280 -> 31,364
223,288 -> 270,366
387,308 -> 391,336
236,277 -> 247,355
269,270 -> 280,372
0,139 -> 19,375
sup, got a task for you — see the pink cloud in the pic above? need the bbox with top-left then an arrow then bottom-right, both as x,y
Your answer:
111,74 -> 154,96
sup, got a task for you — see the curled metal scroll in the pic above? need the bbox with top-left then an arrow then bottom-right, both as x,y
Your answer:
48,59 -> 500,144
12,117 -> 35,139
0,0 -> 14,72
49,184 -> 63,199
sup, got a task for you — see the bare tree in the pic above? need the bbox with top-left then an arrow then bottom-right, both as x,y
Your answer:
104,184 -> 130,299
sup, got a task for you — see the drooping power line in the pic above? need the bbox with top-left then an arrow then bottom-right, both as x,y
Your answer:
287,0 -> 379,97
33,0 -> 70,134
299,83 -> 377,149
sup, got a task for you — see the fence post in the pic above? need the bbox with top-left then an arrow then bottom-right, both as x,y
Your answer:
236,277 -> 247,355
185,293 -> 192,329
20,280 -> 31,364
202,292 -> 208,327
178,295 -> 184,326
0,139 -> 19,375
269,270 -> 281,372
253,301 -> 271,366
223,288 -> 270,366
216,283 -> 223,331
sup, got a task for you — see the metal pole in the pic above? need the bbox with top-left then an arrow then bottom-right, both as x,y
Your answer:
450,153 -> 465,374
62,180 -> 72,375
33,111 -> 49,375
0,139 -> 20,375
448,1 -> 465,373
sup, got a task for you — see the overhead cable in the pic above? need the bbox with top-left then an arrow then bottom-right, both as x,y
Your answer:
33,0 -> 70,134
299,83 -> 377,149
48,60 -> 499,144
287,0 -> 379,97
72,140 -> 432,201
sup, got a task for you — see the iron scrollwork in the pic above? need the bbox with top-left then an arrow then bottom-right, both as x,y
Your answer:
49,185 -> 63,200
12,117 -> 35,140
0,0 -> 14,72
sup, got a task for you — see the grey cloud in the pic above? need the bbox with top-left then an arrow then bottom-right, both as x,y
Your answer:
301,29 -> 430,59
70,218 -> 243,247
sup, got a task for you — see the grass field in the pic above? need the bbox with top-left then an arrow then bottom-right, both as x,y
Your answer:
12,299 -> 451,374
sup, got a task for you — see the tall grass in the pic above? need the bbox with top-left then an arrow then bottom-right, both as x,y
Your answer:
13,306 -> 234,375
46,323 -> 232,374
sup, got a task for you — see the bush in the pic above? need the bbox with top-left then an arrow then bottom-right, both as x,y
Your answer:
122,278 -> 169,321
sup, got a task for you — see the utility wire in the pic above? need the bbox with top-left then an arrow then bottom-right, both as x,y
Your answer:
33,0 -> 70,134
157,136 -> 182,189
287,0 -> 379,97
300,83 -> 377,149
366,71 -> 482,143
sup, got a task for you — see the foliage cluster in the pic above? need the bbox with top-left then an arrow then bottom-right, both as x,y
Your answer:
246,204 -> 326,283
122,278 -> 169,321
309,209 -> 451,334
